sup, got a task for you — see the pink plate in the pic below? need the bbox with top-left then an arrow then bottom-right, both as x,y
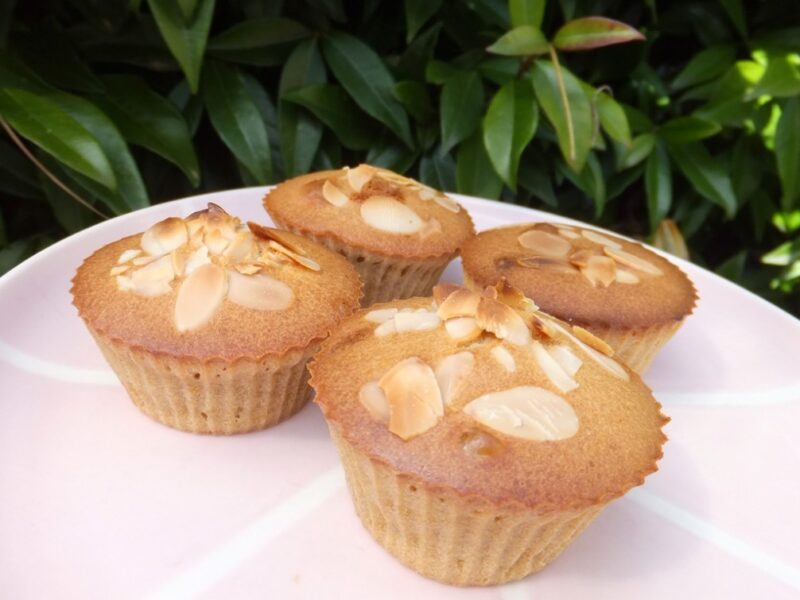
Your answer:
1,189 -> 799,599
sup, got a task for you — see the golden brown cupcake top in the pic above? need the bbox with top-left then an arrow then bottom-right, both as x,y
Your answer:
310,281 -> 668,512
460,223 -> 697,329
263,165 -> 475,258
71,203 -> 361,361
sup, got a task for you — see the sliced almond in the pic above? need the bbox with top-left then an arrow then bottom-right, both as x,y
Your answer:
174,263 -> 227,332
572,325 -> 614,356
227,270 -> 293,311
433,194 -> 460,213
360,196 -> 424,234
615,268 -> 640,284
234,263 -> 262,276
568,249 -> 598,268
557,228 -> 580,239
460,428 -> 504,457
130,254 -> 175,297
517,229 -> 571,258
544,318 -> 629,381
463,386 -> 579,441
374,319 -> 397,337
170,248 -> 187,277
364,308 -> 398,323
141,217 -> 188,257
517,256 -> 579,274
604,246 -> 663,276
223,230 -> 257,263
490,346 -> 516,373
268,240 -> 321,272
359,381 -> 389,424
246,223 -> 308,257
116,274 -> 134,292
345,164 -> 376,193
582,229 -> 622,249
110,265 -> 130,276
117,249 -> 141,264
419,218 -> 443,238
322,180 -> 350,207
530,341 -> 578,393
444,316 -> 482,343
204,228 -> 230,255
494,279 -> 538,312
184,245 -> 211,275
433,283 -> 461,306
379,357 -> 443,440
547,345 -> 583,377
435,351 -> 474,406
417,185 -> 437,200
580,255 -> 617,288
476,297 -> 531,346
132,255 -> 159,266
528,313 -> 557,339
394,310 -> 441,333
437,289 -> 481,320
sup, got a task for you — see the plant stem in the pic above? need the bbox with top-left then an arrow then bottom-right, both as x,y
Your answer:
0,117 -> 109,219
549,45 -> 576,163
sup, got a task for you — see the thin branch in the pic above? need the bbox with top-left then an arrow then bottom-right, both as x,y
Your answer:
548,45 -> 576,163
0,117 -> 109,219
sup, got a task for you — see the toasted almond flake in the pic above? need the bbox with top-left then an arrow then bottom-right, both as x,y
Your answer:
117,249 -> 141,264
544,318 -> 629,381
110,265 -> 130,276
482,286 -> 498,300
184,245 -> 211,275
346,164 -> 376,192
573,325 -> 614,356
378,169 -> 415,186
394,311 -> 441,332
437,289 -> 481,320
186,217 -> 205,239
171,248 -> 187,277
418,185 -> 437,200
419,218 -> 443,238
547,345 -> 583,377
247,223 -> 308,256
615,268 -> 640,284
582,229 -> 622,249
268,241 -> 321,271
568,249 -> 598,268
517,229 -> 571,258
476,297 -> 531,346
433,283 -> 461,306
374,319 -> 397,337
322,180 -> 350,207
490,346 -> 516,372
130,254 -> 174,297
580,255 -> 617,288
359,381 -> 389,424
115,274 -> 134,292
234,263 -> 262,275
463,386 -> 578,441
557,228 -> 580,239
174,263 -> 227,332
530,341 -> 578,393
223,231 -> 257,263
517,256 -> 579,274
204,228 -> 230,255
364,308 -> 399,323
444,316 -> 482,342
604,246 -> 663,276
529,313 -> 557,339
433,194 -> 460,213
461,428 -> 504,457
132,255 -> 159,266
360,196 -> 424,234
494,279 -> 538,312
227,270 -> 293,311
435,351 -> 474,406
141,217 -> 188,257
379,357 -> 443,440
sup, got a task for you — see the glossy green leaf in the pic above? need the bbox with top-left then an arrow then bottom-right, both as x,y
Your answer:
731,136 -> 763,204
425,60 -> 458,85
718,0 -> 747,39
477,57 -> 519,86
606,162 -> 644,201
510,0 -> 545,28
204,60 -> 272,184
716,250 -> 747,282
209,18 -> 308,51
95,75 -> 199,187
669,143 -> 737,218
486,26 -> 548,56
457,130 -> 503,199
531,60 -> 593,172
393,81 -> 434,123
283,84 -> 372,151
176,0 -> 198,20
466,0 -> 509,29
659,116 -> 722,143
0,238 -> 37,276
148,0 -> 215,92
645,142 -> 672,232
518,159 -> 557,207
671,45 -> 736,90
405,0 -> 444,43
0,88 -> 117,193
366,137 -> 418,173
278,40 -> 325,178
440,71 -> 483,154
397,23 -> 441,80
746,55 -> 800,100
482,79 -> 538,190
775,97 -> 800,210
419,150 -> 456,192
553,17 -> 645,51
322,32 -> 413,148
617,133 -> 655,169
307,0 -> 346,23
595,92 -> 631,146
556,153 -> 606,216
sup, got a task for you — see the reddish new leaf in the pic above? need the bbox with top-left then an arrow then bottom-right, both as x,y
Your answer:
553,17 -> 644,52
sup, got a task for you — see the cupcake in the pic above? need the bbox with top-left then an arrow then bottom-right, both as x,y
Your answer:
71,203 -> 361,434
263,164 -> 475,306
460,223 -> 697,373
310,281 -> 668,585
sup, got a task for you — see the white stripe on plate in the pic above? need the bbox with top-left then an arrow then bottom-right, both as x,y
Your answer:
627,488 -> 800,591
145,466 -> 346,600
657,381 -> 800,407
0,339 -> 119,386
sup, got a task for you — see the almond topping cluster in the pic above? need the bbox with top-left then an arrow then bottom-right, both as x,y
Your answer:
320,164 -> 459,235
516,223 -> 663,287
112,203 -> 320,332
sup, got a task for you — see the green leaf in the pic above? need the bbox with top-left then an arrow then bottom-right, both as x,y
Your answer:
645,142 -> 672,232
510,0 -> 546,28
457,130 -> 503,199
366,137 -> 418,173
607,162 -> 644,201
283,84 -> 373,151
95,75 -> 199,187
440,71 -> 483,154
553,17 -> 645,51
518,158 -> 557,207
208,18 -> 308,51
168,79 -> 204,136
482,79 -> 538,190
322,32 -> 413,148
148,0 -> 215,93
477,57 -> 519,86
617,133 -> 655,169
0,139 -> 40,199
718,0 -> 747,39
466,0 -> 509,30
203,60 -> 272,184
668,143 -> 737,218
0,238 -> 37,276
746,55 -> 800,100
486,26 -> 548,56
405,0 -> 444,43
672,45 -> 736,90
531,60 -> 593,172
177,0 -> 198,20
425,60 -> 458,85
731,136 -> 763,204
762,240 -> 800,266
279,39 -> 325,178
556,153 -> 606,216
716,250 -> 747,282
595,92 -> 631,146
776,97 -> 800,210
0,88 -> 117,193
419,150 -> 456,191
659,116 -> 722,143
397,23 -> 441,80
40,174 -> 98,234
393,81 -> 434,123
